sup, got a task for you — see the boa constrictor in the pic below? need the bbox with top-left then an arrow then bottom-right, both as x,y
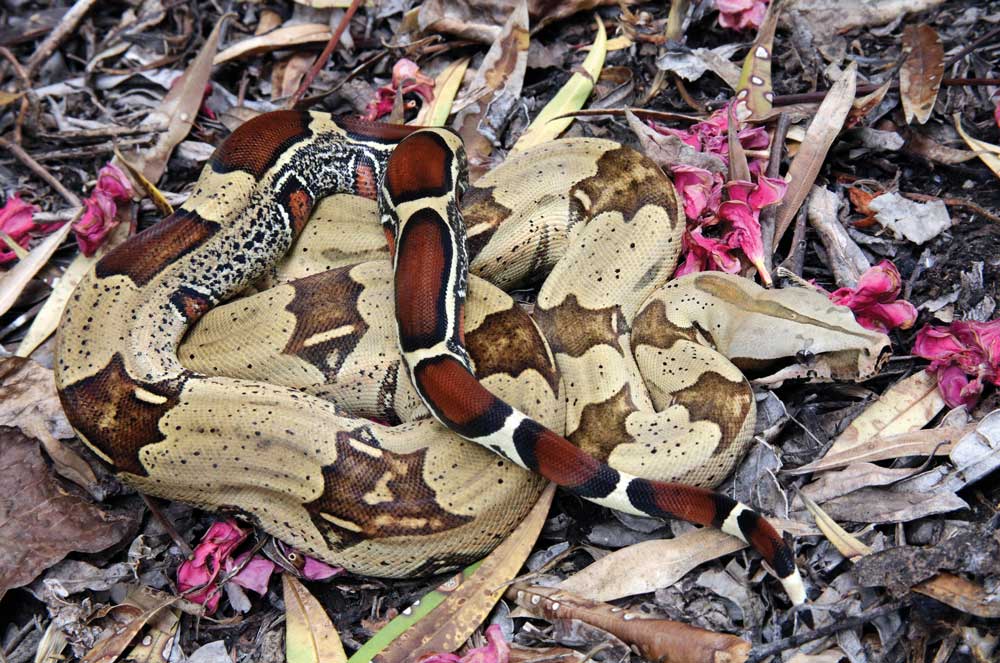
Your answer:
54,111 -> 891,607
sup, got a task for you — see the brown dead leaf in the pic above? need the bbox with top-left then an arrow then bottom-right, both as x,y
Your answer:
903,129 -> 977,165
509,584 -> 750,663
213,23 -> 331,65
138,14 -> 230,183
848,186 -> 882,227
272,53 -> 315,102
453,1 -> 529,181
418,0 -> 616,43
626,110 -> 727,174
772,62 -> 857,249
847,80 -> 892,128
0,428 -> 139,600
900,25 -> 944,125
82,595 -> 179,663
373,483 -> 554,662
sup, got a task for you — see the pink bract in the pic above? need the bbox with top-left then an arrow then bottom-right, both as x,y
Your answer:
364,58 -> 435,121
72,163 -> 134,256
177,519 -> 248,613
828,260 -> 917,333
913,319 -> 1000,409
419,625 -> 510,663
716,0 -> 769,30
0,194 -> 40,264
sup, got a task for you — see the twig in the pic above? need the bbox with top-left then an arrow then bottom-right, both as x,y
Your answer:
24,0 -> 99,77
141,494 -> 194,557
778,205 -> 809,276
901,192 -> 1000,225
0,136 -> 81,206
288,0 -> 364,108
943,25 -> 1000,69
769,77 -> 1000,107
746,601 -> 903,663
759,112 -> 790,276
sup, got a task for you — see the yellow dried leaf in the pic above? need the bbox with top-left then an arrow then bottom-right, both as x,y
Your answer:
412,57 -> 471,127
511,16 -> 606,153
284,574 -> 348,663
214,24 -> 331,66
799,491 -> 872,560
954,113 -> 1000,180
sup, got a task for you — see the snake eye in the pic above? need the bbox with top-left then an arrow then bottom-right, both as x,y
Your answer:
795,350 -> 815,365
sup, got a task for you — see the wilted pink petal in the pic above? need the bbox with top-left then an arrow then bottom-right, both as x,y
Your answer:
73,163 -> 134,256
671,164 -> 715,219
0,194 -> 39,264
684,228 -> 741,274
95,164 -> 134,200
748,175 -> 786,209
177,519 -> 248,613
717,0 -> 769,30
913,319 -> 1000,408
365,58 -> 435,121
302,556 -> 343,581
419,625 -> 510,663
994,97 -> 1000,129
227,554 -> 276,595
719,199 -> 769,284
828,261 -> 917,333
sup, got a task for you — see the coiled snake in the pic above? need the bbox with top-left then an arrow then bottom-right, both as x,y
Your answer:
54,111 -> 891,606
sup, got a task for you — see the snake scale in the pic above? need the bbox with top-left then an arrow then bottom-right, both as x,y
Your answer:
54,111 -> 891,606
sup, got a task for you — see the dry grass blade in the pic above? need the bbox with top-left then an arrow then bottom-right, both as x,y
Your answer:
900,25 -> 944,125
412,57 -> 471,127
510,16 -> 606,152
284,574 -> 348,663
772,62 -> 857,250
372,483 -> 555,662
508,584 -> 750,663
799,491 -> 872,559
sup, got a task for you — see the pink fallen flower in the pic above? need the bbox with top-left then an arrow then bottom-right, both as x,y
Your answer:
73,163 -> 134,256
419,625 -> 510,663
827,260 -> 917,334
671,164 -> 716,220
913,319 -> 1000,408
0,194 -> 40,264
364,58 -> 435,121
177,519 -> 248,613
224,552 -> 276,595
716,0 -> 769,30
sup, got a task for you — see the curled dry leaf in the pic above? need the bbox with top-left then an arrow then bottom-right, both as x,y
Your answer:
418,0 -> 616,43
772,62 -> 857,249
899,24 -> 944,125
284,574 -> 348,663
733,0 -> 783,121
453,0 -> 529,181
368,484 -> 554,662
508,584 -> 750,663
412,57 -> 472,127
0,357 -> 94,488
954,113 -> 1000,180
0,428 -> 139,599
213,23 -> 331,65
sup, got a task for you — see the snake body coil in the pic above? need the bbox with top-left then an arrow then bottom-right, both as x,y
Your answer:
55,111 -> 891,605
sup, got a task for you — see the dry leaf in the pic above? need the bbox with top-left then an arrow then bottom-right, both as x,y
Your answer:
418,0 -> 616,43
772,62 -> 857,249
0,428 -> 139,599
557,529 -> 746,602
272,53 -> 315,101
797,370 -> 946,471
0,357 -> 94,487
284,574 -> 348,663
0,220 -> 74,319
82,596 -> 178,663
733,0 -> 782,121
508,584 -> 750,663
869,191 -> 951,244
903,129 -> 977,165
453,0 -> 529,181
372,483 -> 554,662
138,15 -> 229,183
625,110 -> 727,174
900,24 -> 944,125
213,23 -> 331,65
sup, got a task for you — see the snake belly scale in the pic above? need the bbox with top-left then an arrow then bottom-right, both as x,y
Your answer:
55,111 -> 891,604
